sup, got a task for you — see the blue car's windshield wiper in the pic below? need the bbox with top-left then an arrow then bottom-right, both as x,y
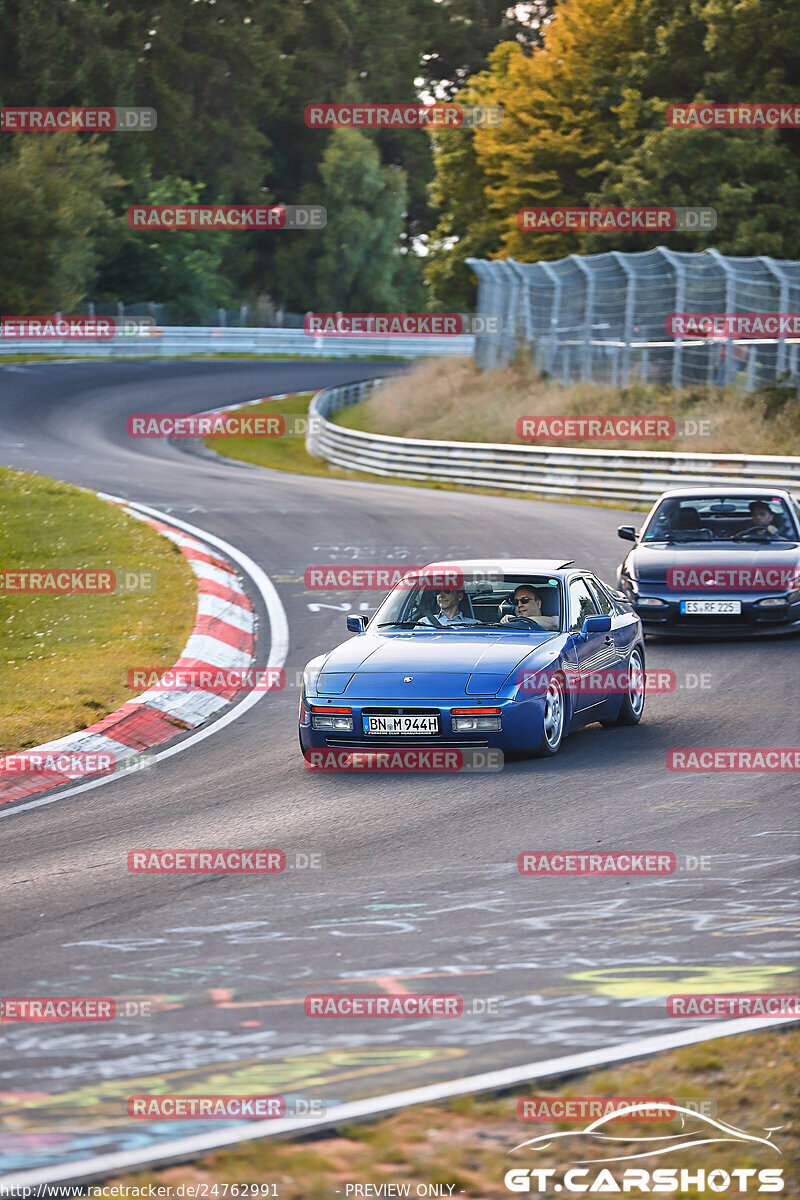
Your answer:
375,621 -> 419,628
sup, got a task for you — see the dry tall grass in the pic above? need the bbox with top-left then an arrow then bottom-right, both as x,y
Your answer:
342,356 -> 800,456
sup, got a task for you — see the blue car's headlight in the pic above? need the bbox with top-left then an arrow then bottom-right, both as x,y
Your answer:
452,707 -> 502,732
311,707 -> 353,731
302,656 -> 327,697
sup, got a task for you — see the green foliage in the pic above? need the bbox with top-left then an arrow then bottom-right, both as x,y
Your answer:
0,132 -> 123,312
272,129 -> 424,311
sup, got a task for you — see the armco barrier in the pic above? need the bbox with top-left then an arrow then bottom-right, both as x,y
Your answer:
0,326 -> 474,359
306,378 -> 800,504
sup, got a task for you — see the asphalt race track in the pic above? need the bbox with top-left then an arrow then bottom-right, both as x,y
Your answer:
1,359 -> 798,1174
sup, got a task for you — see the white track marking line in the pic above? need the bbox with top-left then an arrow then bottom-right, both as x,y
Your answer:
0,499 -> 288,822
1,1015 -> 795,1187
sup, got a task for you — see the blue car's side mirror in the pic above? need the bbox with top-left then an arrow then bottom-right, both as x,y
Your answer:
346,615 -> 367,633
581,614 -> 612,638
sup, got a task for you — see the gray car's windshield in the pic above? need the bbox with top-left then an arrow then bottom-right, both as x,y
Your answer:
370,573 -> 564,632
642,496 -> 798,543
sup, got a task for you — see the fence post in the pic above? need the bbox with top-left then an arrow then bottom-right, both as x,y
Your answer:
611,250 -> 635,386
657,247 -> 685,387
759,255 -> 790,379
569,254 -> 594,382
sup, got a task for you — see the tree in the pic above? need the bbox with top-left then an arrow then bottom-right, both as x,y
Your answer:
0,132 -> 123,312
271,129 -> 423,311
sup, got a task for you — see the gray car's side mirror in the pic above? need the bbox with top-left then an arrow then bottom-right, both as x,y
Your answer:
617,525 -> 637,542
346,615 -> 367,633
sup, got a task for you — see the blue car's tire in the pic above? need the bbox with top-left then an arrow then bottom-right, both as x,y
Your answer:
606,646 -> 645,727
535,674 -> 566,756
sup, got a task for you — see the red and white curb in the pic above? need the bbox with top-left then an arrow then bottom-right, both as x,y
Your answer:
0,498 -> 288,811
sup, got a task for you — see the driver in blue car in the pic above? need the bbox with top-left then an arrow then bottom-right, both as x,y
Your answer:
419,585 -> 481,626
499,584 -> 559,631
748,500 -> 793,538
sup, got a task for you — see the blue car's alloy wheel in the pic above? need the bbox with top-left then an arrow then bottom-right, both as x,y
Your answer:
609,646 -> 645,727
537,675 -> 565,756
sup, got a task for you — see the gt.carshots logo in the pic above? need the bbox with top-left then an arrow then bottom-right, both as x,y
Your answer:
304,103 -> 503,128
518,207 -> 717,232
303,313 -> 500,335
505,1102 -> 784,1193
667,566 -> 800,590
0,106 -> 156,130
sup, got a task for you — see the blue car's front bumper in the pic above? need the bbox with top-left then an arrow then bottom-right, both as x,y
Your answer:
299,692 -> 548,755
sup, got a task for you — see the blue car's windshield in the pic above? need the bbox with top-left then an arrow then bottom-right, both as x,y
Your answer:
370,573 -> 564,632
642,495 -> 798,543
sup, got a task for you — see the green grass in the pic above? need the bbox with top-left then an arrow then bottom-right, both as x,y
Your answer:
0,468 -> 197,754
103,1025 -> 799,1198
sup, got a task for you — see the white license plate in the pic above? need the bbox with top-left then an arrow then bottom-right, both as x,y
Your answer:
681,600 -> 742,615
363,715 -> 439,735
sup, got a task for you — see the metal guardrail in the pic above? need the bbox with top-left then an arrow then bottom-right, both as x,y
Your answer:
0,326 -> 475,359
307,378 -> 800,504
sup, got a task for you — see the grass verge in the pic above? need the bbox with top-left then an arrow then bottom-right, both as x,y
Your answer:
0,468 -> 197,755
335,356 -> 800,456
105,1025 -> 798,1197
203,395 -> 651,511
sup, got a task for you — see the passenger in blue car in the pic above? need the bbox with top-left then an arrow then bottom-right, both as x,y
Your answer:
418,586 -> 480,627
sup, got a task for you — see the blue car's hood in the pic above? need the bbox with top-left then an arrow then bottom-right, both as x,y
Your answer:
317,630 -> 560,698
628,541 -> 800,584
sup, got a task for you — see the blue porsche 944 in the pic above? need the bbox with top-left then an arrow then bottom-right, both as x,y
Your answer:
299,560 -> 645,759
